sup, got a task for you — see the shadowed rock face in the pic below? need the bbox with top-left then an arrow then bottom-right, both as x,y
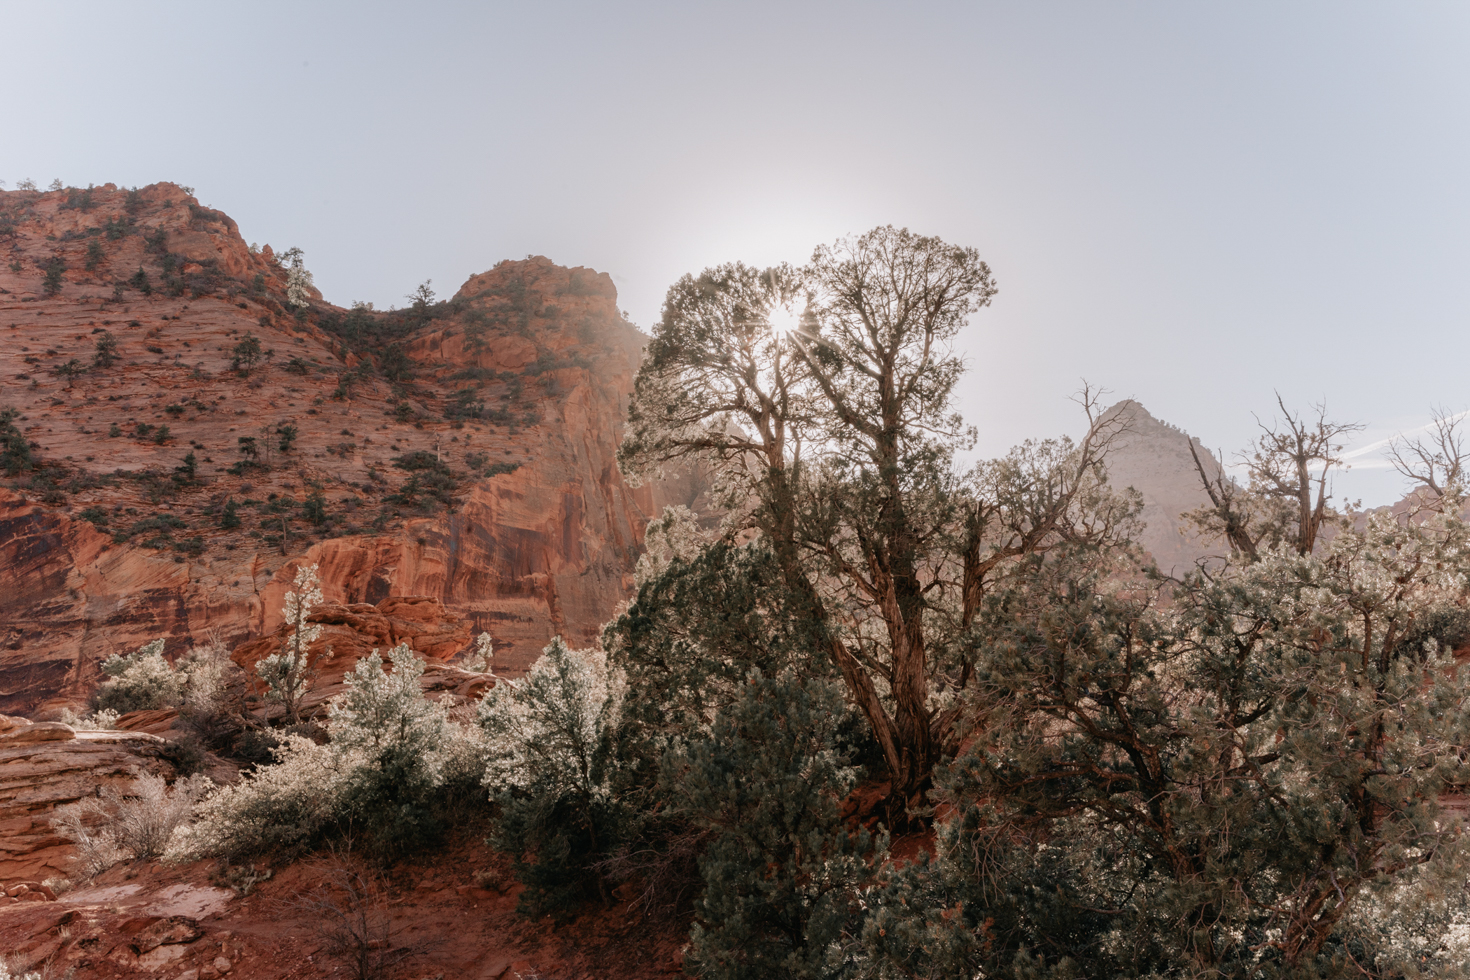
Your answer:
0,183 -> 701,714
0,716 -> 172,883
1097,399 -> 1226,574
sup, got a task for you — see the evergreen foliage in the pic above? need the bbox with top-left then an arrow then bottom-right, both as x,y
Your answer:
478,638 -> 630,913
231,332 -> 263,375
92,330 -> 119,368
675,671 -> 882,980
0,408 -> 33,476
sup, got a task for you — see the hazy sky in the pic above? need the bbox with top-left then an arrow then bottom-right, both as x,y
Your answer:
6,2 -> 1469,504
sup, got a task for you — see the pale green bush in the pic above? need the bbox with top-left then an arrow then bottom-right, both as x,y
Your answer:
52,770 -> 213,877
171,643 -> 480,862
92,639 -> 183,714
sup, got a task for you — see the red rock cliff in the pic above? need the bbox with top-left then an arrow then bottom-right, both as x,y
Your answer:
0,182 -> 701,713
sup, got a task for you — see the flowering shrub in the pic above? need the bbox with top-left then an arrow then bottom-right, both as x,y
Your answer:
478,637 -> 626,800
255,564 -> 323,723
477,637 -> 629,913
92,639 -> 183,714
462,631 -> 494,673
171,644 -> 479,862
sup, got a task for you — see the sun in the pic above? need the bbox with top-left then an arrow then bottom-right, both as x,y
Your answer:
768,304 -> 800,338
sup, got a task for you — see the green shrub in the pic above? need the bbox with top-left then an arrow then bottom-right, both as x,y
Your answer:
129,267 -> 152,295
231,333 -> 263,375
42,256 -> 65,296
85,238 -> 105,270
478,638 -> 631,914
92,639 -> 185,714
0,408 -> 35,475
675,671 -> 882,980
93,330 -> 119,368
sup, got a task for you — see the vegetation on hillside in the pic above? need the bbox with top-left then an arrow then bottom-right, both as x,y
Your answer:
53,226 -> 1470,979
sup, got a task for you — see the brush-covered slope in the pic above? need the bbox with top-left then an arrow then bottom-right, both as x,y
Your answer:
0,182 -> 698,714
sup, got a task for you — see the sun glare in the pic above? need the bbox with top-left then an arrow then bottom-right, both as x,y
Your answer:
768,304 -> 800,338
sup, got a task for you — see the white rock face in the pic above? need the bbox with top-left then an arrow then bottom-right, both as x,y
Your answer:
1096,400 -> 1227,575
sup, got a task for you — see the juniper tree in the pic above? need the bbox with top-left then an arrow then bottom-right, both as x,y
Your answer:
1188,396 -> 1363,560
619,227 -> 1131,811
92,330 -> 119,368
860,506 -> 1470,979
673,670 -> 881,980
231,332 -> 263,376
0,408 -> 35,475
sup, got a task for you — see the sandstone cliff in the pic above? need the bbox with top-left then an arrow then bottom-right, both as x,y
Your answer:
0,182 -> 697,714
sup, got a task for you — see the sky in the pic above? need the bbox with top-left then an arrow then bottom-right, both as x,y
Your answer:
4,1 -> 1468,505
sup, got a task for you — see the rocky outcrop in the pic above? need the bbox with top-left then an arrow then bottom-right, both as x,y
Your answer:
224,592 -> 493,720
0,184 -> 699,714
1096,400 -> 1227,573
0,716 -> 172,883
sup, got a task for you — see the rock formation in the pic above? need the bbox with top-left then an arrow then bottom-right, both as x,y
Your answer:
0,183 -> 700,715
0,715 -> 172,883
1096,399 -> 1228,573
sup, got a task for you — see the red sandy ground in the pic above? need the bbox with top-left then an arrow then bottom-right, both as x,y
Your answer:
0,835 -> 690,980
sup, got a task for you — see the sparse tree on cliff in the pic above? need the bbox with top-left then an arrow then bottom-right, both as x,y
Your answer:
278,246 -> 314,308
1188,395 -> 1362,560
231,332 -> 263,376
93,330 -> 119,369
256,564 -> 325,725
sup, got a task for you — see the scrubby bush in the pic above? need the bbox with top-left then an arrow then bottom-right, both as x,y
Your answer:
92,639 -> 184,714
171,643 -> 481,863
52,770 -> 213,877
478,637 -> 631,912
0,408 -> 35,476
329,646 -> 473,855
462,631 -> 494,673
167,733 -> 346,862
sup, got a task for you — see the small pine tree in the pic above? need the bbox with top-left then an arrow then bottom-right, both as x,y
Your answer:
0,408 -> 34,476
220,499 -> 241,530
231,333 -> 263,376
173,452 -> 197,483
93,330 -> 119,368
302,490 -> 327,526
276,423 -> 298,453
129,266 -> 152,295
42,256 -> 65,296
85,238 -> 105,270
279,247 -> 315,308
